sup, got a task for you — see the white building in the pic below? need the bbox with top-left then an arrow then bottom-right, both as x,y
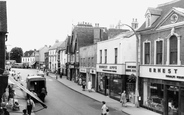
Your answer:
49,40 -> 62,72
96,30 -> 137,102
38,45 -> 49,68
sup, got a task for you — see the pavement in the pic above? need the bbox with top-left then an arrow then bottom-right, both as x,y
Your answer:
10,72 -> 161,115
48,73 -> 161,115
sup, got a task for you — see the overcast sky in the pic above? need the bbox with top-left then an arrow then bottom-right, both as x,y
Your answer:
5,0 -> 172,52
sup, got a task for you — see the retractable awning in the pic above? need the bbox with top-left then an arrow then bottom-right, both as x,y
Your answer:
9,76 -> 47,108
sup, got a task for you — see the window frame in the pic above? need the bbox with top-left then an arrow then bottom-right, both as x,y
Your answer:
115,48 -> 118,64
143,41 -> 151,65
105,49 -> 107,64
100,50 -> 102,64
169,35 -> 177,65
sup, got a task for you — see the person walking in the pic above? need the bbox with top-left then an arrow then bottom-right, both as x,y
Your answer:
101,101 -> 108,115
55,70 -> 58,79
82,80 -> 86,91
120,90 -> 127,107
26,96 -> 35,115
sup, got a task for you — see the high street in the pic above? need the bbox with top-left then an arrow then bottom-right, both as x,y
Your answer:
12,68 -> 124,115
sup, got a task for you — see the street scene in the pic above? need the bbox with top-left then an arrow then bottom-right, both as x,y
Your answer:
0,0 -> 184,115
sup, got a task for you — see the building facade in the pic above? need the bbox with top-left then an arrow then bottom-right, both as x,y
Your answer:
66,22 -> 108,82
0,1 -> 8,100
49,40 -> 61,72
96,30 -> 137,102
137,0 -> 184,114
22,50 -> 34,68
38,45 -> 49,69
79,44 -> 97,90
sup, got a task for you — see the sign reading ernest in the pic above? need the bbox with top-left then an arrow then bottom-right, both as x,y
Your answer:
148,67 -> 184,80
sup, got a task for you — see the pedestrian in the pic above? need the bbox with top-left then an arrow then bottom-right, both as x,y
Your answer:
3,107 -> 9,115
22,109 -> 28,115
120,90 -> 127,107
101,101 -> 108,115
40,88 -> 47,102
55,70 -> 58,79
88,80 -> 92,92
82,80 -> 86,91
26,96 -> 35,115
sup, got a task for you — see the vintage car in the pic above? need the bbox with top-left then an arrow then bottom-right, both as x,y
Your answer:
26,75 -> 47,102
37,70 -> 44,77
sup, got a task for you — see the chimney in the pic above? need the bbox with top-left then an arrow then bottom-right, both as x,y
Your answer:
95,23 -> 99,27
131,18 -> 138,29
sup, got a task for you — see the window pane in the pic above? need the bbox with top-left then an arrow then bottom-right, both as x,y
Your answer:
170,36 -> 177,64
145,43 -> 150,64
156,41 -> 162,64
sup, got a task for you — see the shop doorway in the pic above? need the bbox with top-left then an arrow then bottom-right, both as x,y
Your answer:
180,87 -> 184,115
167,85 -> 179,115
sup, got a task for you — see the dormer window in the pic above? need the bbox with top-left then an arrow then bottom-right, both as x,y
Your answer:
146,13 -> 151,27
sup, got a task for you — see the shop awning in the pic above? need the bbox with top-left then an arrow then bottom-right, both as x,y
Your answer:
9,76 -> 47,108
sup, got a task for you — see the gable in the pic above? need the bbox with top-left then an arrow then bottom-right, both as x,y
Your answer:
155,7 -> 184,30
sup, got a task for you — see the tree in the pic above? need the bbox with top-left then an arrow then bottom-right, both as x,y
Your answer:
10,47 -> 23,63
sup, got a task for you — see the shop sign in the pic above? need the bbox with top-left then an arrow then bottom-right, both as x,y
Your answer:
96,64 -> 125,74
80,68 -> 87,73
125,62 -> 136,75
69,65 -> 74,68
140,66 -> 184,81
90,69 -> 96,74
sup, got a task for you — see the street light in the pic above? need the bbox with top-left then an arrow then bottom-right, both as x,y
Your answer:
121,23 -> 140,108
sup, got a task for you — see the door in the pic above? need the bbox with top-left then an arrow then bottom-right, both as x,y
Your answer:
180,87 -> 184,115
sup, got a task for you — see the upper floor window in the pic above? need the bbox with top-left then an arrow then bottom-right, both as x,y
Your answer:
105,49 -> 107,64
115,48 -> 118,64
145,42 -> 150,64
91,57 -> 94,67
100,50 -> 102,64
170,35 -> 177,64
88,57 -> 90,67
146,13 -> 151,27
156,41 -> 163,64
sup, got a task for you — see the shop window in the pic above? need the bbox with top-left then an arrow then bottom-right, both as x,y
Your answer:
100,50 -> 102,64
167,85 -> 178,115
156,41 -> 163,64
143,81 -> 164,113
115,48 -> 118,64
145,42 -> 150,64
105,49 -> 107,64
170,35 -> 177,64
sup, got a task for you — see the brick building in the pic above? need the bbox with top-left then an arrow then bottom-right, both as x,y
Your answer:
137,0 -> 184,114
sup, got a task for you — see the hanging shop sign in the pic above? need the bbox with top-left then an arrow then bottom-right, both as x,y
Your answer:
79,68 -> 87,73
96,64 -> 125,74
90,69 -> 96,74
125,62 -> 136,75
140,66 -> 184,81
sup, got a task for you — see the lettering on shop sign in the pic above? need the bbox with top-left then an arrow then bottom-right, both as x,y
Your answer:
166,75 -> 184,79
126,66 -> 136,72
99,65 -> 117,70
149,68 -> 178,74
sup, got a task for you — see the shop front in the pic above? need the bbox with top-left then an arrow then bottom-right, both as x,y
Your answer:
89,69 -> 96,90
96,64 -> 125,101
79,68 -> 87,83
140,65 -> 184,115
68,64 -> 75,81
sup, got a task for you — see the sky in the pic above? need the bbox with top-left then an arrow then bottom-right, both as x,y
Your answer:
5,0 -> 172,52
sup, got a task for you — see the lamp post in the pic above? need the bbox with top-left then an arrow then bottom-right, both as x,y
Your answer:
121,23 -> 139,107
